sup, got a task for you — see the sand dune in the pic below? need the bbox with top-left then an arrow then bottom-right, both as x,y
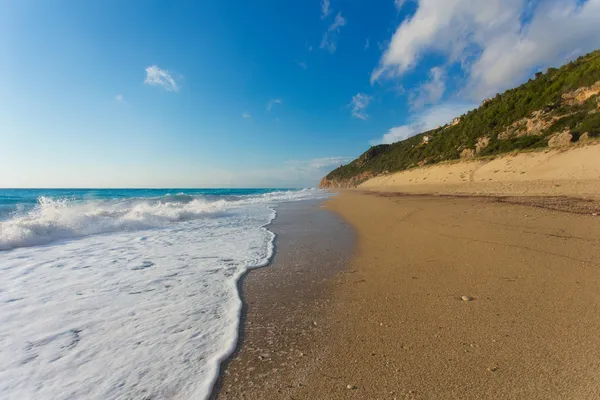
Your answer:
360,143 -> 600,198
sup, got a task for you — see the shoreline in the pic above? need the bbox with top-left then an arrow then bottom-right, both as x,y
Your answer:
213,199 -> 354,399
215,190 -> 600,399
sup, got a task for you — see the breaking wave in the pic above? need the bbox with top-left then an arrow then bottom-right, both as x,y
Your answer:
0,189 -> 325,251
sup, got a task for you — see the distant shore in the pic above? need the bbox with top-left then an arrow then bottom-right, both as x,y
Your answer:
216,189 -> 600,399
322,143 -> 600,200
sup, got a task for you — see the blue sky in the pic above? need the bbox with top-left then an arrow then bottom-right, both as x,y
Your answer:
1,0 -> 599,188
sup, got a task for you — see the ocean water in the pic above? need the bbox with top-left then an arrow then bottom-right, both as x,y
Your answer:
0,188 -> 329,399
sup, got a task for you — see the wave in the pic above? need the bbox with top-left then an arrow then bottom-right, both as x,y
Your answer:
0,189 -> 327,251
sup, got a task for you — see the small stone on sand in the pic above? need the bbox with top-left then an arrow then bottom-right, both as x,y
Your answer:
346,384 -> 356,390
461,296 -> 473,302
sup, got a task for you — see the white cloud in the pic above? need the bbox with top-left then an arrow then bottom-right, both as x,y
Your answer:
288,156 -> 351,170
364,37 -> 370,51
216,157 -> 352,187
349,93 -> 374,120
370,102 -> 475,145
372,0 -> 600,99
320,12 -> 347,53
394,0 -> 407,11
296,60 -> 308,70
409,66 -> 446,109
321,0 -> 331,19
144,65 -> 180,92
115,94 -> 125,103
266,99 -> 282,111
242,112 -> 251,119
467,0 -> 600,98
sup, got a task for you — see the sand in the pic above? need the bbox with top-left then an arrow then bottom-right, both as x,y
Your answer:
216,190 -> 600,399
212,200 -> 354,399
359,143 -> 600,198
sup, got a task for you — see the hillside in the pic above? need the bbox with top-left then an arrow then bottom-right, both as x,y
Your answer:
320,50 -> 600,188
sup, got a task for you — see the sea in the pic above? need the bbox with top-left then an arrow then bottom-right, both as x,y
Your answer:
0,188 -> 329,399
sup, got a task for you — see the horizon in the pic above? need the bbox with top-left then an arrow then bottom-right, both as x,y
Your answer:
0,187 -> 309,190
2,0 -> 600,188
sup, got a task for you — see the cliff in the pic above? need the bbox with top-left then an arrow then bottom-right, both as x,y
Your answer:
320,50 -> 600,188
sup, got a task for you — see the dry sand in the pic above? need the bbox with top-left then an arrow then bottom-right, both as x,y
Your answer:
217,191 -> 600,399
359,143 -> 600,198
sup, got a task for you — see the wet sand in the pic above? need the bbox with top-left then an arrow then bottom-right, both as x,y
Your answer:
217,191 -> 600,399
212,200 -> 354,399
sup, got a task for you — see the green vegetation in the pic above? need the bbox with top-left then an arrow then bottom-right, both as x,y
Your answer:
325,50 -> 600,183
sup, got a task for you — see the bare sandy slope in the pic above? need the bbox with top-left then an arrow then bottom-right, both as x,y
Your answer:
360,143 -> 600,198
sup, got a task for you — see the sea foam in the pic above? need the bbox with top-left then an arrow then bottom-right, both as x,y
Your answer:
0,189 -> 328,399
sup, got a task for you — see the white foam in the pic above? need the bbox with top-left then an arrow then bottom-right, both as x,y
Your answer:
0,189 -> 328,251
0,189 -> 329,400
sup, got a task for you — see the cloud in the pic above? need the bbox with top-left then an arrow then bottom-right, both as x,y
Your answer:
349,93 -> 374,120
394,0 -> 407,11
242,112 -> 251,119
296,60 -> 308,70
288,156 -> 352,170
115,94 -> 125,103
372,0 -> 600,99
320,12 -> 347,53
144,65 -> 180,92
370,102 -> 475,145
280,157 -> 352,185
321,0 -> 331,19
214,156 -> 352,187
364,37 -> 370,51
467,0 -> 600,98
409,66 -> 446,109
266,99 -> 282,111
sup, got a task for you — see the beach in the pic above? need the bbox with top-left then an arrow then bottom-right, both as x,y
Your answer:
0,189 -> 330,399
217,190 -> 600,399
212,200 -> 354,398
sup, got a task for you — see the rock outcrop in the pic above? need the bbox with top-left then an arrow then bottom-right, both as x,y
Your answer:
460,148 -> 476,159
498,110 -> 557,139
548,130 -> 573,148
562,81 -> 600,105
475,136 -> 490,154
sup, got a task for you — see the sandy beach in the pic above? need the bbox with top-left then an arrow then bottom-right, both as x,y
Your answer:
217,189 -> 600,399
212,200 -> 354,399
358,144 -> 600,199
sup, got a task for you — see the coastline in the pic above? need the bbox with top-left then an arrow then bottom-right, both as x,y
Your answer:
213,199 -> 354,398
216,190 -> 600,399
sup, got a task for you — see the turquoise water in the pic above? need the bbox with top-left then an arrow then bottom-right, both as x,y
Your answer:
0,188 -> 293,220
